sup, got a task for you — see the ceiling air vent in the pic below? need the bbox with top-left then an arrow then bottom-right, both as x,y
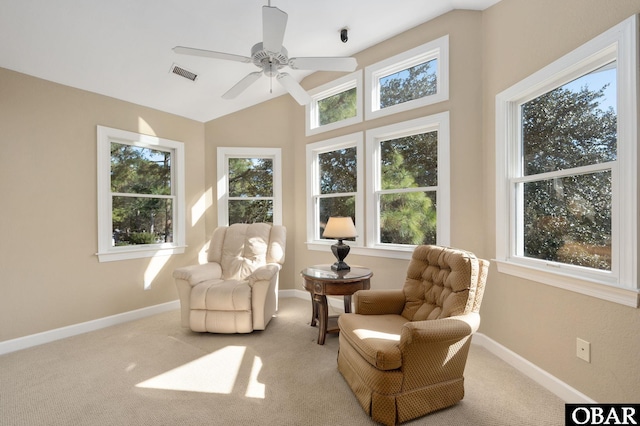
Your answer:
170,63 -> 198,82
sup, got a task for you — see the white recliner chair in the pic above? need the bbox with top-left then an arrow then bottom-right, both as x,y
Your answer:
173,223 -> 286,333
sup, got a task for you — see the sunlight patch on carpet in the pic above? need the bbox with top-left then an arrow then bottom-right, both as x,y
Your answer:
136,345 -> 265,398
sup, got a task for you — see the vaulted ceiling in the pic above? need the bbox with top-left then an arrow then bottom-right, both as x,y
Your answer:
0,0 -> 499,122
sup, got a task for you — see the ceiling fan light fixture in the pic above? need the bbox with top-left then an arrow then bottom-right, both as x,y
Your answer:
172,3 -> 357,103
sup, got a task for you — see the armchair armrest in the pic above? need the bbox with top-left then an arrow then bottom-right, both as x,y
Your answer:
248,263 -> 282,331
247,263 -> 281,284
353,289 -> 405,315
399,312 -> 481,347
173,262 -> 222,286
398,313 -> 481,390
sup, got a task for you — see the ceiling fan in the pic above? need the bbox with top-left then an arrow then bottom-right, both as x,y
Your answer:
173,2 -> 357,105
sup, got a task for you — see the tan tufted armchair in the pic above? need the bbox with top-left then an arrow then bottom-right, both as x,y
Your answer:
173,223 -> 286,334
337,245 -> 489,425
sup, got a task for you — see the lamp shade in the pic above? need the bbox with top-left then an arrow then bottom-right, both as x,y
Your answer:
322,216 -> 357,239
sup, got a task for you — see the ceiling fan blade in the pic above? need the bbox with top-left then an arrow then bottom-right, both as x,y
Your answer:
276,72 -> 311,105
173,46 -> 252,63
262,6 -> 288,53
222,72 -> 263,100
288,57 -> 358,72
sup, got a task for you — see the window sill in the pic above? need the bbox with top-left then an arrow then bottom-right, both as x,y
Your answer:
306,242 -> 414,261
97,245 -> 186,262
494,259 -> 639,308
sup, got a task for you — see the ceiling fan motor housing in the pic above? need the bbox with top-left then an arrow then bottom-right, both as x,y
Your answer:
251,42 -> 288,76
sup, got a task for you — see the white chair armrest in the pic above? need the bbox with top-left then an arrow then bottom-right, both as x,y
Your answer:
247,263 -> 281,284
173,263 -> 222,285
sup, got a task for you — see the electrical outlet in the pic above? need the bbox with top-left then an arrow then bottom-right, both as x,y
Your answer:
576,338 -> 591,363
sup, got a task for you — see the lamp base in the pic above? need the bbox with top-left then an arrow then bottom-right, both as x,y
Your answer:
331,240 -> 351,271
331,261 -> 351,271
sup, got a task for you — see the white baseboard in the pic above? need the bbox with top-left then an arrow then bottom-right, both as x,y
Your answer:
0,300 -> 179,356
472,333 -> 596,403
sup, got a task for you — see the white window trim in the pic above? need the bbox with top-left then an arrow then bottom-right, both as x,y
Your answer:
96,126 -> 185,262
495,15 -> 639,307
306,132 -> 364,249
366,112 -> 451,252
305,71 -> 363,136
217,147 -> 282,227
365,35 -> 449,121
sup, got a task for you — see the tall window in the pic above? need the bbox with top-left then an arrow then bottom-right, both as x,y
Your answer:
366,113 -> 450,250
520,64 -> 616,271
97,126 -> 185,262
217,147 -> 282,226
496,16 -> 638,306
306,71 -> 362,136
365,35 -> 448,120
306,133 -> 363,243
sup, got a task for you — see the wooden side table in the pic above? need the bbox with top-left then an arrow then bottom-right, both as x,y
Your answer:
301,265 -> 372,345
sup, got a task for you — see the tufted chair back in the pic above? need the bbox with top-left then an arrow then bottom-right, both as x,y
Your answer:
400,245 -> 488,321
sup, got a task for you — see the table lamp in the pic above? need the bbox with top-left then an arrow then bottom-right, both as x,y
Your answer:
322,216 -> 357,271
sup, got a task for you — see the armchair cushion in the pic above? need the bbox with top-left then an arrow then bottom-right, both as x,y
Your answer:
338,313 -> 404,371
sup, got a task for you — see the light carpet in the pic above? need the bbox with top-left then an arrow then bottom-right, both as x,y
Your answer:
0,297 -> 565,425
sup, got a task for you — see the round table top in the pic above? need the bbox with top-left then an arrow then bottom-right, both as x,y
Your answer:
300,264 -> 372,281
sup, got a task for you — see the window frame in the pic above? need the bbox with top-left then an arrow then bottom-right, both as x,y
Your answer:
217,147 -> 282,227
366,113 -> 450,253
306,132 -> 364,248
495,15 -> 638,307
96,126 -> 185,262
365,35 -> 449,120
305,71 -> 363,136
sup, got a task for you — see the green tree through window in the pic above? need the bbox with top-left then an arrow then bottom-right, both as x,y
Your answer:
379,132 -> 438,245
318,87 -> 357,126
520,64 -> 616,270
110,143 -> 173,246
318,147 -> 357,237
228,158 -> 274,224
380,59 -> 437,109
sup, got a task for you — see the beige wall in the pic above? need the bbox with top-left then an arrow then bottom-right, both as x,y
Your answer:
0,68 -> 207,342
2,0 -> 639,404
481,0 -> 640,402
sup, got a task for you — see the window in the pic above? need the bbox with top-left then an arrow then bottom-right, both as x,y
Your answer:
97,126 -> 185,262
306,115 -> 450,259
217,147 -> 282,226
306,133 -> 364,244
496,16 -> 638,306
366,113 -> 450,252
306,71 -> 362,136
365,35 -> 448,120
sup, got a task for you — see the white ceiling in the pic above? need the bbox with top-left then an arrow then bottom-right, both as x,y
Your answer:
0,0 -> 499,122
